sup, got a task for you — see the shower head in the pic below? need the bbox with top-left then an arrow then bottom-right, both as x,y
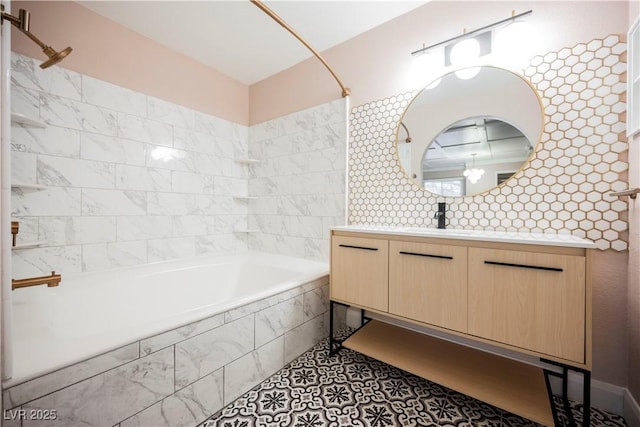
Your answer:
40,46 -> 72,69
1,7 -> 72,69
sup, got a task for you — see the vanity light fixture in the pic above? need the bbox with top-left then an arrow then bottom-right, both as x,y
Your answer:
463,154 -> 484,184
410,9 -> 532,82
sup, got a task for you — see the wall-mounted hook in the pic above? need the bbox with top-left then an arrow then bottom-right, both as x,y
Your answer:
609,188 -> 640,199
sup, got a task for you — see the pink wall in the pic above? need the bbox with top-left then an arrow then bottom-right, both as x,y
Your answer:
592,250 -> 629,387
628,0 -> 640,406
10,1 -> 249,125
628,133 -> 640,403
250,1 -> 629,124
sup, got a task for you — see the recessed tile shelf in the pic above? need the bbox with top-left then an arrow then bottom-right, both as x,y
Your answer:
11,182 -> 48,190
233,196 -> 259,201
12,241 -> 47,250
234,158 -> 260,165
11,112 -> 46,128
233,229 -> 259,233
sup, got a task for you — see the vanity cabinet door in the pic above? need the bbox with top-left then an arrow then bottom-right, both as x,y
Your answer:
330,235 -> 389,312
468,247 -> 586,363
389,241 -> 468,333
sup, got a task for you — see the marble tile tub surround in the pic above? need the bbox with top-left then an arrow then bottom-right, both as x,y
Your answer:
10,52 -> 250,277
3,278 -> 332,427
349,35 -> 628,251
247,98 -> 348,261
10,52 -> 347,277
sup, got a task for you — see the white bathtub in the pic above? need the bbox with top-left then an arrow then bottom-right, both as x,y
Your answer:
8,252 -> 329,386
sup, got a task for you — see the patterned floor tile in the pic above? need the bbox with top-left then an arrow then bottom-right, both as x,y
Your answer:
200,336 -> 628,427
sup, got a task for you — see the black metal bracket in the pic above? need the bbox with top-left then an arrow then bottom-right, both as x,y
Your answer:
541,358 -> 591,426
329,300 -> 370,356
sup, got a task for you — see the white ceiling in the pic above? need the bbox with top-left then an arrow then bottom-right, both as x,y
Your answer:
78,1 -> 427,85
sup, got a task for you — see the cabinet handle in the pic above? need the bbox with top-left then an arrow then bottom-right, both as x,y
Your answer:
484,260 -> 563,272
399,251 -> 453,260
338,244 -> 378,251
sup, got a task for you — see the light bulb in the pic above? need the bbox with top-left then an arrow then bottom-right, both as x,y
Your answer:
408,51 -> 442,90
450,38 -> 480,66
494,20 -> 533,69
450,38 -> 481,80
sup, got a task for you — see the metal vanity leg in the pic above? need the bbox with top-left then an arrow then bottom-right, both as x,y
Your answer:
543,369 -> 561,425
541,359 -> 591,427
562,366 -> 569,401
329,300 -> 349,356
329,301 -> 371,356
561,366 -> 574,425
583,370 -> 591,427
329,300 -> 336,355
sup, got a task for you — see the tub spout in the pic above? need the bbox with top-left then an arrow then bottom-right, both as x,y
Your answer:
12,271 -> 61,290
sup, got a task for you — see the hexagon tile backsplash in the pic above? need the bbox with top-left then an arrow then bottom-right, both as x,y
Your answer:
349,35 -> 628,251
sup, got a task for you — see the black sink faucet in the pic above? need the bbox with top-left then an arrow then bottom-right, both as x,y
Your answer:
434,202 -> 446,229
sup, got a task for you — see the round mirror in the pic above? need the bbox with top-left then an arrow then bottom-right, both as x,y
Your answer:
397,66 -> 543,197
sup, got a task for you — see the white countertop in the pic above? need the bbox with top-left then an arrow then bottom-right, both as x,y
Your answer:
331,225 -> 596,249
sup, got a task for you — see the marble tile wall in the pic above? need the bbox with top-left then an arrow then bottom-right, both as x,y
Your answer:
3,278 -> 331,427
10,53 -> 250,276
10,52 -> 347,275
248,98 -> 348,261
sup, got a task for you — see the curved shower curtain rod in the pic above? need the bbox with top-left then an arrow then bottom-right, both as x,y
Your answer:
250,0 -> 351,98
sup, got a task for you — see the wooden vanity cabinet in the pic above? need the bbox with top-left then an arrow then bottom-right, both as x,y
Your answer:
330,228 -> 592,426
330,230 -> 590,367
389,240 -> 468,332
468,247 -> 586,364
330,235 -> 389,312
